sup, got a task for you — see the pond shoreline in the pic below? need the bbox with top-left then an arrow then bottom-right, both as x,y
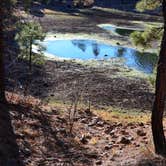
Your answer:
16,7 -> 159,111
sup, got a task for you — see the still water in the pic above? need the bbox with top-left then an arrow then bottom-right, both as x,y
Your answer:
43,39 -> 157,74
99,24 -> 143,36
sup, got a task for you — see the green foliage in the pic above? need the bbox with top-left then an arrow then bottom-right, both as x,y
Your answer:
130,27 -> 163,49
15,22 -> 46,67
148,66 -> 157,87
136,0 -> 161,12
131,0 -> 163,50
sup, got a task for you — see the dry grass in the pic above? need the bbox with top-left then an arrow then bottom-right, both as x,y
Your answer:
89,137 -> 98,145
47,99 -> 151,124
93,108 -> 150,124
43,9 -> 84,20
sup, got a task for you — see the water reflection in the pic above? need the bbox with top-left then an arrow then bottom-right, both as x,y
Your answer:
43,39 -> 158,73
92,43 -> 100,57
117,48 -> 125,57
72,40 -> 86,52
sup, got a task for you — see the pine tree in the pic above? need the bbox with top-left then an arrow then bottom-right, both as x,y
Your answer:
15,22 -> 45,71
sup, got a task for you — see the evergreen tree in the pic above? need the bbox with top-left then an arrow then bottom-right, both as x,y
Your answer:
15,22 -> 45,71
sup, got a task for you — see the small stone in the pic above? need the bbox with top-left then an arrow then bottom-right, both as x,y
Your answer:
80,134 -> 91,144
96,160 -> 102,165
117,136 -> 132,144
134,143 -> 140,147
137,129 -> 146,136
80,118 -> 87,123
139,122 -> 144,127
105,143 -> 113,150
96,121 -> 104,127
88,118 -> 99,126
22,148 -> 31,156
110,129 -> 117,135
116,122 -> 122,127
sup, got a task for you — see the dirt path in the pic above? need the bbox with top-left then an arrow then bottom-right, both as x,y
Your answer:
8,96 -> 166,166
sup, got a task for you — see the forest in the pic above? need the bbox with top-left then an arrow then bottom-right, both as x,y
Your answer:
0,0 -> 166,165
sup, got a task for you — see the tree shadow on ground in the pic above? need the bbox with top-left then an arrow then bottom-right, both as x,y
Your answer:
9,102 -> 95,165
0,103 -> 23,166
137,157 -> 166,166
29,1 -> 162,23
30,2 -> 80,18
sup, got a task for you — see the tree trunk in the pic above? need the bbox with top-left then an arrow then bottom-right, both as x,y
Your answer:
151,0 -> 166,155
0,4 -> 7,103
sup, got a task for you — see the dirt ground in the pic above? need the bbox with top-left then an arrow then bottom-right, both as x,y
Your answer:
4,94 -> 166,166
4,4 -> 166,166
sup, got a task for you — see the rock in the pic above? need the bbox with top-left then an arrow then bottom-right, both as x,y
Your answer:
22,148 -> 31,156
137,129 -> 146,136
80,137 -> 88,144
116,122 -> 122,127
88,117 -> 99,126
105,143 -> 113,150
110,129 -> 117,135
96,121 -> 104,127
117,136 -> 132,144
80,118 -> 87,123
134,142 -> 140,147
139,122 -> 144,127
80,134 -> 91,144
95,160 -> 102,165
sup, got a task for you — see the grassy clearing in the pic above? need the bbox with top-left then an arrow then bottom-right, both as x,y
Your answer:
93,107 -> 150,124
44,9 -> 85,20
46,98 -> 151,124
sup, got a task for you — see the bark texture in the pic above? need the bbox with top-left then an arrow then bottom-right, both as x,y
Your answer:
0,1 -> 7,103
151,0 -> 166,155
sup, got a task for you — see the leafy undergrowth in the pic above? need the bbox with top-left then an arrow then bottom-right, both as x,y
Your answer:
2,92 -> 166,166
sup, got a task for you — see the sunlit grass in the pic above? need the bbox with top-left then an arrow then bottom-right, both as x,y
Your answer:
93,107 -> 150,124
46,98 -> 151,124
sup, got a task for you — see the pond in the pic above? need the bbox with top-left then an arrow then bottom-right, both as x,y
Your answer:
42,39 -> 158,74
98,24 -> 143,36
